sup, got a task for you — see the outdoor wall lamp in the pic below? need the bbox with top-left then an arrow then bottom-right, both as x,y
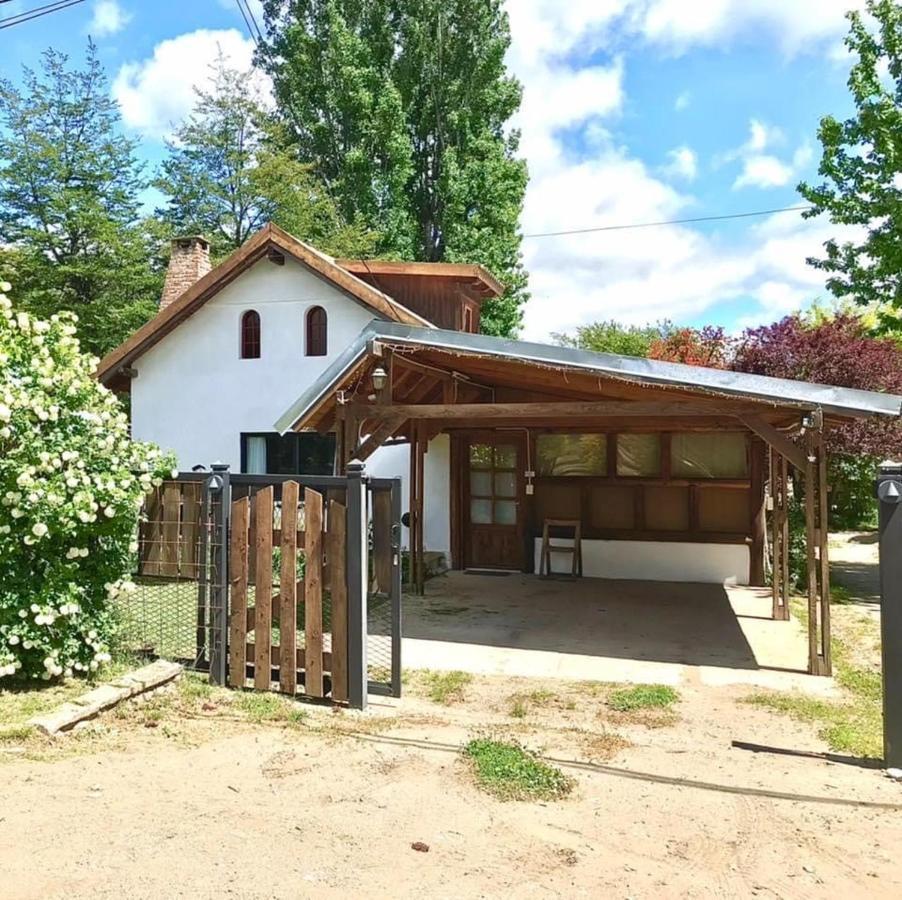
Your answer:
372,366 -> 388,392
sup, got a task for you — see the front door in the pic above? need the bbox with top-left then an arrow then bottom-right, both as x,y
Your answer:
464,437 -> 524,570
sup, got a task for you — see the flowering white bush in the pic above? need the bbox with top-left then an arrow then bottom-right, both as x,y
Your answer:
0,284 -> 174,681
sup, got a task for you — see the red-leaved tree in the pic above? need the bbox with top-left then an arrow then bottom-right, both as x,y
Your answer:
733,314 -> 902,458
648,326 -> 731,368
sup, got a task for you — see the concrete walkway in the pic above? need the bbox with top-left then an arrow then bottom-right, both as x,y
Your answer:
829,530 -> 881,619
402,571 -> 834,694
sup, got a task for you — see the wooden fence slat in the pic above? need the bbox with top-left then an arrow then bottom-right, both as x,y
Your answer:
254,487 -> 274,690
304,488 -> 324,698
228,496 -> 250,688
159,483 -> 181,577
179,482 -> 202,578
246,644 -> 333,670
139,487 -> 164,576
280,481 -> 299,695
248,491 -> 257,583
328,500 -> 348,702
373,490 -> 392,595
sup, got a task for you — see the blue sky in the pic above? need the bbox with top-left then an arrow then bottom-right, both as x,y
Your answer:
0,0 -> 868,340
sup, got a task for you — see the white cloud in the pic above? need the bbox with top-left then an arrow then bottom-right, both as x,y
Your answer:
661,146 -> 698,181
88,0 -> 130,37
723,120 -> 811,190
674,90 -> 691,111
113,29 -> 266,140
733,155 -> 794,190
637,0 -> 866,56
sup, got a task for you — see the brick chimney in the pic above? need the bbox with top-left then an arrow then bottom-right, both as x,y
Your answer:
160,235 -> 211,310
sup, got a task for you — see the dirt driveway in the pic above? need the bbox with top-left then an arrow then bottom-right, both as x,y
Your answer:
2,667 -> 901,899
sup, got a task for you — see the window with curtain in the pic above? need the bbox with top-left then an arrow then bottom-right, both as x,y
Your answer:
616,433 -> 661,477
240,433 -> 336,475
306,306 -> 327,356
671,433 -> 749,478
240,310 -> 261,359
536,434 -> 607,476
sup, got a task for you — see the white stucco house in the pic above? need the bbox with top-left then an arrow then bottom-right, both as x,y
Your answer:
97,223 -> 901,599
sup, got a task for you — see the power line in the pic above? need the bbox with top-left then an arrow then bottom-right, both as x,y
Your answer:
521,205 -> 814,239
233,0 -> 257,45
0,0 -> 85,30
241,0 -> 264,43
234,0 -> 263,45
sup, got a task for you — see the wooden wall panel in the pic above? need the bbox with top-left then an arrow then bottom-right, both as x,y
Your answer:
698,487 -> 750,533
588,486 -> 636,530
644,486 -> 690,531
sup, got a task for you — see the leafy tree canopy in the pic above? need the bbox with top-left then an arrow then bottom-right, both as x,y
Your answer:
155,57 -> 378,261
259,0 -> 528,336
553,320 -> 674,357
0,44 -> 160,356
799,0 -> 902,333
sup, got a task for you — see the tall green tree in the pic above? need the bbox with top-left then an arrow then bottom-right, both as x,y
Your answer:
260,0 -> 529,336
0,44 -> 159,356
799,0 -> 902,333
553,320 -> 674,357
155,57 -> 377,260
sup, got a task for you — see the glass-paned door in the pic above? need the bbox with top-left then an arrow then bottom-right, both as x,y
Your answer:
465,438 -> 524,570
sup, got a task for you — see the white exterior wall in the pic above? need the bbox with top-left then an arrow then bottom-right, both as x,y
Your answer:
130,255 -> 451,555
534,539 -> 749,585
131,256 -> 379,470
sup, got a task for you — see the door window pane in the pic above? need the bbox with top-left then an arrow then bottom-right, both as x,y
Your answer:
494,445 -> 517,468
536,434 -> 607,476
617,434 -> 661,477
470,499 -> 492,524
470,471 -> 492,497
494,472 -> 517,497
469,443 -> 493,469
671,433 -> 749,478
494,500 -> 517,525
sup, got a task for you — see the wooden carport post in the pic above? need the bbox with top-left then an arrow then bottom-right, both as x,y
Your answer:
769,448 -> 790,621
408,422 -> 426,595
805,420 -> 831,675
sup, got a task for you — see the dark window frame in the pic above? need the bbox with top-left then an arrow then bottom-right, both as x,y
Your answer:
240,309 -> 261,359
305,305 -> 327,356
240,432 -> 336,476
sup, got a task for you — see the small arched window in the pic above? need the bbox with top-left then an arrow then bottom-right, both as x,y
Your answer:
240,310 -> 261,359
306,306 -> 327,357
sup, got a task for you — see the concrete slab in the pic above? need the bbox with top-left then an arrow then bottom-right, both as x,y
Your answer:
402,572 -> 836,696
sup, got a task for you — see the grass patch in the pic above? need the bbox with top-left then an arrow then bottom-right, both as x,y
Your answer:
581,730 -> 631,761
607,683 -> 679,712
507,689 -> 557,719
463,737 -> 574,801
418,670 -> 472,705
231,691 -> 308,726
744,596 -> 883,760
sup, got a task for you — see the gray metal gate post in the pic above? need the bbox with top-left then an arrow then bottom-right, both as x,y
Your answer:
876,461 -> 902,768
346,460 -> 369,709
389,476 -> 403,697
207,463 -> 231,686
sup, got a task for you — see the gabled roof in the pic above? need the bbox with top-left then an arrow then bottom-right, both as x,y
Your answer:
275,321 -> 902,433
336,259 -> 504,298
96,223 -> 433,386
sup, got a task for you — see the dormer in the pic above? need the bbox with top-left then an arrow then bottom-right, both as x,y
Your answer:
336,260 -> 503,333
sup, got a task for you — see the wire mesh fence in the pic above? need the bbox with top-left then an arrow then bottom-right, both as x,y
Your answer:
113,471 -> 401,699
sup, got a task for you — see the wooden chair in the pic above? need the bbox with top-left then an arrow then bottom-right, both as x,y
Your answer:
539,518 -> 582,577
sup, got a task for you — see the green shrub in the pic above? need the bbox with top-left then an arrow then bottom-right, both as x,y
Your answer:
607,683 -> 679,711
0,287 -> 173,682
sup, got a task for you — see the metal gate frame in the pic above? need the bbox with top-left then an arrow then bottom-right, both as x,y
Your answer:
198,462 -> 401,709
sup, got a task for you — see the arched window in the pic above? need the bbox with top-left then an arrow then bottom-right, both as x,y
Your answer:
306,306 -> 327,357
240,310 -> 261,359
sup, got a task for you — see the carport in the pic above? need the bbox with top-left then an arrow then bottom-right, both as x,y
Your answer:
277,321 -> 902,678
401,571 -> 815,689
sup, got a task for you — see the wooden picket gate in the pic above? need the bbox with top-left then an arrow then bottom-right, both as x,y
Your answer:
227,482 -> 349,701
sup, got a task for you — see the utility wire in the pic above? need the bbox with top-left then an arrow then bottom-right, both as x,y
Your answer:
234,0 -> 257,46
241,0 -> 265,43
0,0 -> 84,30
522,204 -> 814,238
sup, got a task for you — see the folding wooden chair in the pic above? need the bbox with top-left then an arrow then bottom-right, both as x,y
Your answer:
539,518 -> 582,577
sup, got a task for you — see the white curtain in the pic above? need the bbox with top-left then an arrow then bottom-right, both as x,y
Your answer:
246,436 -> 267,474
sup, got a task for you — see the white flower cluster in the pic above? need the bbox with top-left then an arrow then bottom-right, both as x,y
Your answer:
0,285 -> 175,682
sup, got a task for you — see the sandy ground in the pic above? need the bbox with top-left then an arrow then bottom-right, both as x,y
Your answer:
2,667 -> 901,900
2,531 -> 896,899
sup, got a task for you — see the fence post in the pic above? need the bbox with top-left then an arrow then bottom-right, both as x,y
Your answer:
390,476 -> 403,698
207,463 -> 231,686
346,459 -> 368,710
876,460 -> 902,769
